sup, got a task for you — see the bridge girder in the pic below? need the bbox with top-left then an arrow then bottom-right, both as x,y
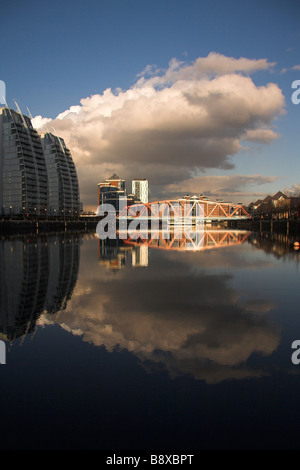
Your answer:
117,199 -> 251,220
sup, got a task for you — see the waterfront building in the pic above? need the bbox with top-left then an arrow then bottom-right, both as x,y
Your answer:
106,173 -> 126,191
248,191 -> 300,219
98,183 -> 127,212
132,178 -> 148,204
98,174 -> 148,211
127,193 -> 136,206
0,107 -> 48,216
98,173 -> 127,212
41,132 -> 80,217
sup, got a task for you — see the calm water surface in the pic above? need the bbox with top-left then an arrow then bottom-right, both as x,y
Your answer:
1,228 -> 300,450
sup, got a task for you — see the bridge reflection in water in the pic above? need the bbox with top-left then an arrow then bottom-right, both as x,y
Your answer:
98,229 -> 251,270
120,228 -> 251,252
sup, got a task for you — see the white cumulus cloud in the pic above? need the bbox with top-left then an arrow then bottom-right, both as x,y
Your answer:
32,52 -> 285,206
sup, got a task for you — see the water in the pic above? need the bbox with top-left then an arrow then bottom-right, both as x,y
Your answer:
0,228 -> 300,450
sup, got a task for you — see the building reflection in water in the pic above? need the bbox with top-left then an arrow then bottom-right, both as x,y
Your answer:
0,234 -> 81,342
249,231 -> 300,261
98,238 -> 131,270
132,244 -> 148,267
98,238 -> 149,270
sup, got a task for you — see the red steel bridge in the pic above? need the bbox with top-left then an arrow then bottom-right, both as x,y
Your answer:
117,197 -> 251,223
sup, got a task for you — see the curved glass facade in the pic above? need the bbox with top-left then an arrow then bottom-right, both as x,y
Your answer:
0,107 -> 48,216
0,108 -> 80,217
41,132 -> 80,217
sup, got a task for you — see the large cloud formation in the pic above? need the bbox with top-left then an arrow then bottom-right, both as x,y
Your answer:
32,52 -> 285,206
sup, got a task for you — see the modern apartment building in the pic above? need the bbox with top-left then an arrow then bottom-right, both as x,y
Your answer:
0,107 -> 48,216
41,132 -> 80,217
98,173 -> 127,212
132,179 -> 148,204
98,174 -> 148,212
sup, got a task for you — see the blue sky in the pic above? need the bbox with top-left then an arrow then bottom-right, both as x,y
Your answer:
1,0 -> 300,207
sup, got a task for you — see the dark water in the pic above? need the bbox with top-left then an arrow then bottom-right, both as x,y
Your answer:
1,228 -> 300,450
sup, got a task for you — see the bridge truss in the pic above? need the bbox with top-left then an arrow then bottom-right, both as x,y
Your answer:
117,198 -> 251,223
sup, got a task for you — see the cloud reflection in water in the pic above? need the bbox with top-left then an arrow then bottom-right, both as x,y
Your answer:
38,229 -> 280,384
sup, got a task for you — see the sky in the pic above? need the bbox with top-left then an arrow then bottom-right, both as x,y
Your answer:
1,0 -> 300,209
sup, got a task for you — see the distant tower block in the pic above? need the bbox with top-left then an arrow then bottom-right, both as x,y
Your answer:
132,179 -> 148,204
